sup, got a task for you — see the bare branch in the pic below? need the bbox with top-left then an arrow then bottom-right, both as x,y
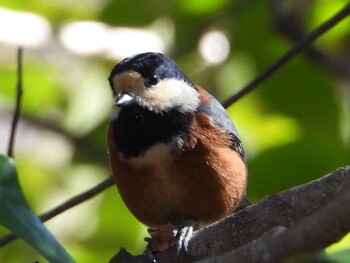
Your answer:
39,176 -> 114,221
198,190 -> 350,263
270,0 -> 350,78
222,2 -> 350,108
7,47 -> 23,158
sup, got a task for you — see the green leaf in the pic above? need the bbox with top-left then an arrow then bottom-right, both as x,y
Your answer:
0,155 -> 75,263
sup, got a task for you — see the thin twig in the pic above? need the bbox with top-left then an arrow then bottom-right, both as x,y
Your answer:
222,2 -> 350,108
7,48 -> 23,158
270,0 -> 350,78
40,177 -> 114,222
0,177 -> 114,246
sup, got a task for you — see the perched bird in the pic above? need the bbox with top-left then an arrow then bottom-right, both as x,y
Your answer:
107,52 -> 247,253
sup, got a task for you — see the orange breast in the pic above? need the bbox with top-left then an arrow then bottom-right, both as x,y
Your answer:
107,114 -> 247,228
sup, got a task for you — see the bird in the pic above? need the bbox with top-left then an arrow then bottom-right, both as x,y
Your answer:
107,52 -> 247,254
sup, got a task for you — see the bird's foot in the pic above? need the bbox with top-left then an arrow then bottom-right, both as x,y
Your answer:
144,219 -> 196,259
176,219 -> 196,254
145,223 -> 178,252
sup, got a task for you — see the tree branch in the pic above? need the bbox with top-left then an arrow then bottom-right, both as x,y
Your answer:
270,0 -> 350,78
109,166 -> 350,263
198,186 -> 350,263
7,47 -> 23,158
222,1 -> 350,107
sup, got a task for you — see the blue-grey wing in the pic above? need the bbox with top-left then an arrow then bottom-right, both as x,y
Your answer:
196,90 -> 245,160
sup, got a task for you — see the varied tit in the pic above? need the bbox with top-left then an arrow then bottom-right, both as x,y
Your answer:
107,52 -> 247,253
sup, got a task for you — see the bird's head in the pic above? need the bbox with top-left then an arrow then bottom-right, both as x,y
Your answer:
108,52 -> 200,116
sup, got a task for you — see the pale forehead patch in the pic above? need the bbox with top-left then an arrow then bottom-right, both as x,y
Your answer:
111,71 -> 143,94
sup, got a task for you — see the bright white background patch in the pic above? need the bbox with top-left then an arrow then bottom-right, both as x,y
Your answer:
199,31 -> 230,64
0,8 -> 51,47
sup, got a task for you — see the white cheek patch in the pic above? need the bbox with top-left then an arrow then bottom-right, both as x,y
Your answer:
139,79 -> 200,113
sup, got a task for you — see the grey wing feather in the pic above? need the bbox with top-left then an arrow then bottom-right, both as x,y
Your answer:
196,91 -> 245,160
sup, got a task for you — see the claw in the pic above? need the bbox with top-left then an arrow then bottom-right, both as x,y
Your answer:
144,219 -> 196,256
176,219 -> 196,254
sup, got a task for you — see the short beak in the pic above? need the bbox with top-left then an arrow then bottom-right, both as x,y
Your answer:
114,92 -> 136,107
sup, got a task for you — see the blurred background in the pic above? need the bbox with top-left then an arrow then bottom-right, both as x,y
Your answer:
0,0 -> 349,262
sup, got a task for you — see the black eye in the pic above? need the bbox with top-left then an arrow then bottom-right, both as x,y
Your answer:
145,74 -> 159,87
